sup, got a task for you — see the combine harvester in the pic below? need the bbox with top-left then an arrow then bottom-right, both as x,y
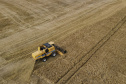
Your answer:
32,41 -> 67,62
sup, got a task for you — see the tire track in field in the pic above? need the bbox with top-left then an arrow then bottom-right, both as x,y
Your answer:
0,8 -> 31,28
1,1 -> 121,69
0,3 -> 99,52
0,1 -> 30,26
0,0 -> 40,38
0,0 -> 114,63
45,0 -> 123,62
0,0 -> 115,51
1,3 -> 124,69
0,0 -> 114,54
56,16 -> 126,84
0,0 -> 119,72
26,0 -> 101,27
0,0 -> 106,48
0,0 -> 85,35
0,1 -> 121,69
3,0 -> 46,23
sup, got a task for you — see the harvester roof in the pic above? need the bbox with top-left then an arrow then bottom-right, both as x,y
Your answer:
43,43 -> 52,48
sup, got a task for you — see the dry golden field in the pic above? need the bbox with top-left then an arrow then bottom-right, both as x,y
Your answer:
0,0 -> 126,84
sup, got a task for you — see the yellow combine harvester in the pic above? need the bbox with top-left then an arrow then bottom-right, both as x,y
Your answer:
32,42 -> 67,62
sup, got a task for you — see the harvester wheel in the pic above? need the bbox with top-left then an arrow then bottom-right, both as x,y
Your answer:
52,52 -> 56,57
42,58 -> 47,62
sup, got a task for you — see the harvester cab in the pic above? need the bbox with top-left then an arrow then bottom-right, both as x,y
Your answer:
32,42 -> 66,62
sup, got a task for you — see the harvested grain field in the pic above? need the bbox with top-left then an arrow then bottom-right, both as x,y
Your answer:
0,0 -> 126,84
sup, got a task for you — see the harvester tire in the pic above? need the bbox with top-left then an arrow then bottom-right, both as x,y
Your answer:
42,58 -> 47,62
52,52 -> 56,57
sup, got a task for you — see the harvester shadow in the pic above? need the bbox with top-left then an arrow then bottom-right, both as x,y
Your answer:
33,54 -> 61,71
